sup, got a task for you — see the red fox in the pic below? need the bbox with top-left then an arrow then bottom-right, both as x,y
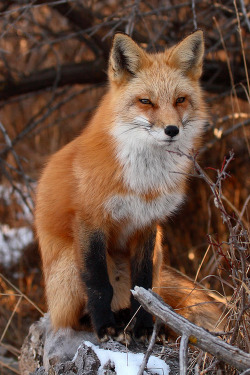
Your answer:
35,31 -> 222,342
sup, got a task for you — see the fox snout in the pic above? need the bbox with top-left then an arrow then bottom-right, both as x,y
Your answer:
164,125 -> 179,138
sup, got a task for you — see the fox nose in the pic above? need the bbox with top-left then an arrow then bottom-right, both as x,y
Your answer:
164,125 -> 179,138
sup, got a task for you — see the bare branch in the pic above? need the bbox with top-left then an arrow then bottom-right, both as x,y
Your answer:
0,60 -> 106,101
201,119 -> 250,152
132,287 -> 250,372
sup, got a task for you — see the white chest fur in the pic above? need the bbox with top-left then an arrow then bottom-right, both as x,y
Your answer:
105,121 -> 190,235
110,121 -> 191,194
104,192 -> 184,229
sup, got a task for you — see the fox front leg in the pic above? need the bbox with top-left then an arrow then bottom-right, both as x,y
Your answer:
81,231 -> 115,341
130,228 -> 157,341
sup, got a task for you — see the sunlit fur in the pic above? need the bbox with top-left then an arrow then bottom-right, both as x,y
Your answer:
35,31 -> 221,334
157,267 -> 224,331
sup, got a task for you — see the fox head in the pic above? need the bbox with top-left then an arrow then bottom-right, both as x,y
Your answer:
107,31 -> 207,156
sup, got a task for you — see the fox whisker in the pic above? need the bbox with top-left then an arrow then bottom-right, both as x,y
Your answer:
119,125 -> 146,135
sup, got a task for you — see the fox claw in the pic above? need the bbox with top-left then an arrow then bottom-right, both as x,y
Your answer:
98,325 -> 116,342
115,330 -> 132,346
134,326 -> 153,344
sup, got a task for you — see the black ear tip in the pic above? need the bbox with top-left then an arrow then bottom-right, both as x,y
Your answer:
193,29 -> 204,36
114,31 -> 130,38
112,32 -> 131,45
187,30 -> 204,45
189,30 -> 204,54
193,30 -> 204,43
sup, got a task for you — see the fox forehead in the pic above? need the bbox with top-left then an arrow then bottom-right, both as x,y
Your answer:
120,59 -> 198,102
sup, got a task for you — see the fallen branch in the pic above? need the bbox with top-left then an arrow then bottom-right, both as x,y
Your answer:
132,287 -> 250,372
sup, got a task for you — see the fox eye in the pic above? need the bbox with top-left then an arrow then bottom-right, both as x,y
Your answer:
176,97 -> 185,104
139,99 -> 153,105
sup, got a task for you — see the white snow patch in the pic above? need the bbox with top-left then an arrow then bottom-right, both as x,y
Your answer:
0,183 -> 34,222
0,224 -> 33,266
84,341 -> 170,375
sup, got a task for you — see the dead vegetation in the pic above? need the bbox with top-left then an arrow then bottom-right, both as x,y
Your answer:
0,0 -> 249,374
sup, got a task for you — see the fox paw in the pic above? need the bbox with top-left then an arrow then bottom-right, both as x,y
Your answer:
98,325 -> 116,342
98,325 -> 132,345
156,331 -> 167,345
134,326 -> 153,344
115,330 -> 132,345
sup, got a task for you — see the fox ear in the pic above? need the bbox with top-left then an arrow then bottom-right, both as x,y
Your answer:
168,30 -> 204,80
109,33 -> 147,83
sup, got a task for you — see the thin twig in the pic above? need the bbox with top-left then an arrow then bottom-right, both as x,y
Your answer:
191,0 -> 197,29
233,0 -> 250,97
0,360 -> 20,375
0,273 -> 44,316
0,296 -> 22,342
137,319 -> 161,375
238,0 -> 250,32
180,334 -> 189,375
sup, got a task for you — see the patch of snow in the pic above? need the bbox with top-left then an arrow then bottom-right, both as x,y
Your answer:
0,224 -> 33,267
84,341 -> 170,375
0,183 -> 35,222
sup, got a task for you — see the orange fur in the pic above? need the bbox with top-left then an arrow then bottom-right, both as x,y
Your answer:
156,266 -> 224,331
35,32 -> 221,336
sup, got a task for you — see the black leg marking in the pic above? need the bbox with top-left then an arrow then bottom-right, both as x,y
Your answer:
131,229 -> 157,339
82,231 -> 115,339
114,308 -> 131,329
79,314 -> 92,328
